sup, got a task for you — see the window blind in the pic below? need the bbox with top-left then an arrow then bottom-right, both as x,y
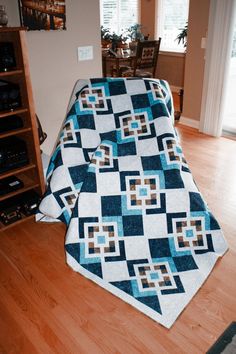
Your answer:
100,0 -> 140,34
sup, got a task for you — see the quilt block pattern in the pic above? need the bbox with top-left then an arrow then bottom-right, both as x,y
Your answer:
38,78 -> 228,328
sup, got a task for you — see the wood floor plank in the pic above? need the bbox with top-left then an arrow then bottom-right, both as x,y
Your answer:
0,301 -> 38,354
0,232 -> 110,354
0,125 -> 236,353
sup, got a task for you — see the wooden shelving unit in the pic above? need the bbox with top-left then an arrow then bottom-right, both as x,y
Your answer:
0,27 -> 45,230
0,108 -> 28,118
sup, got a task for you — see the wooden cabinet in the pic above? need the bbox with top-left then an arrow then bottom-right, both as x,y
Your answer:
0,27 -> 45,229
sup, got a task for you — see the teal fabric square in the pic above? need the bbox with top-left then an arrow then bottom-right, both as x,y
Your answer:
97,235 -> 106,244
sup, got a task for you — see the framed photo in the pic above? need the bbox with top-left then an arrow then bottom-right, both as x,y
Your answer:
18,1 -> 66,31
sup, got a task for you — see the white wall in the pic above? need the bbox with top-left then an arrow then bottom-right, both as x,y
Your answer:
3,0 -> 102,155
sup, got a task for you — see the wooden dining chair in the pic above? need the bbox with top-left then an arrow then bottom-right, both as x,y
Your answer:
121,38 -> 161,78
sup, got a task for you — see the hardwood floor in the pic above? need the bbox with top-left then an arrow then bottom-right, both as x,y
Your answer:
0,125 -> 236,354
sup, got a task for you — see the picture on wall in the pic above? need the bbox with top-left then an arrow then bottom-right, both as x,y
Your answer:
18,1 -> 66,31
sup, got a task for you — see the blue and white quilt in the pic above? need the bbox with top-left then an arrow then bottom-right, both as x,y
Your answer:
38,78 -> 228,328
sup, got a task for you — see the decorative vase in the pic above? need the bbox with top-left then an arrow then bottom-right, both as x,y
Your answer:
0,5 -> 8,26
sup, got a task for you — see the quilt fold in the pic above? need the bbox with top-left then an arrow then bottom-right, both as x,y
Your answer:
38,78 -> 228,328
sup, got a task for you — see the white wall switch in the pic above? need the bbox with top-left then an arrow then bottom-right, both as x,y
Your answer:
78,46 -> 93,61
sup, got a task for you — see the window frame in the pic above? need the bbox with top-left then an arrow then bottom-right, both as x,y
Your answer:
155,0 -> 189,54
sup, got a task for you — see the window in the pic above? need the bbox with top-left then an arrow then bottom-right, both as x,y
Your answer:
156,0 -> 189,52
100,0 -> 140,34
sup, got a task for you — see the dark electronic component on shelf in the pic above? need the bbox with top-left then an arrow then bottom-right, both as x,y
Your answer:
0,115 -> 23,133
0,136 -> 28,173
0,190 -> 41,225
0,196 -> 22,226
0,175 -> 24,196
20,190 -> 41,216
0,42 -> 16,72
0,206 -> 22,225
0,80 -> 21,112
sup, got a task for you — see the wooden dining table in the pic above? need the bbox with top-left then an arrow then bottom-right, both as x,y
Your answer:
102,48 -> 135,77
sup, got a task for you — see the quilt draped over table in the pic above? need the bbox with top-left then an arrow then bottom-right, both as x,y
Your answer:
38,78 -> 228,328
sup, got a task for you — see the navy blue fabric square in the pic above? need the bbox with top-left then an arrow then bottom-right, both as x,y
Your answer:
69,164 -> 88,185
117,141 -> 136,156
151,103 -> 170,119
109,80 -> 127,95
67,101 -> 77,116
164,170 -> 184,189
82,262 -> 103,278
77,114 -> 95,129
189,192 -> 205,211
173,255 -> 198,272
101,196 -> 122,216
65,243 -> 80,262
90,78 -> 107,84
123,215 -> 144,236
149,238 -> 171,258
209,214 -> 221,231
141,155 -> 162,171
111,280 -> 133,296
139,295 -> 161,314
81,172 -> 97,193
100,130 -> 117,142
131,94 -> 149,109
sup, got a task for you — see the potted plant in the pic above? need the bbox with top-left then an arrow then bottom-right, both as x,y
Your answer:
110,32 -> 128,51
126,24 -> 144,42
175,22 -> 188,48
101,26 -> 111,48
126,23 -> 145,53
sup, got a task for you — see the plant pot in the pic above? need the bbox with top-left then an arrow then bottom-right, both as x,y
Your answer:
101,40 -> 111,48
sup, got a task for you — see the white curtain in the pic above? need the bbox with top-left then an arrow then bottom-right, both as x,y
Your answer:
199,0 -> 236,136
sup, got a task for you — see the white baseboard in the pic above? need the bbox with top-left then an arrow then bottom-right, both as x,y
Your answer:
179,116 -> 200,129
170,85 -> 183,93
